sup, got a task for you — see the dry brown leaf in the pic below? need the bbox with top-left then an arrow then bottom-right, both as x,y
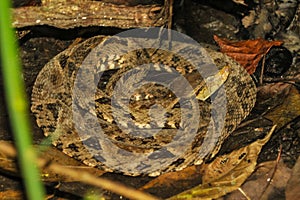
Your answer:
168,125 -> 275,200
140,165 -> 202,193
242,10 -> 256,28
0,141 -> 106,182
0,141 -> 158,200
223,160 -> 291,200
265,86 -> 300,129
232,0 -> 248,6
214,35 -> 283,74
38,146 -> 107,182
0,190 -> 23,200
257,82 -> 292,101
286,156 -> 300,200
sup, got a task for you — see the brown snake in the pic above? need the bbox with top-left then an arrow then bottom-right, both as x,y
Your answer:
31,33 -> 256,176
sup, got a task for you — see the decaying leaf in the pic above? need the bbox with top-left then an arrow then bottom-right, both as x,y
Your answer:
286,156 -> 300,200
265,86 -> 300,129
214,35 -> 283,74
140,165 -> 203,197
168,125 -> 276,200
241,10 -> 256,28
232,0 -> 247,6
0,190 -> 23,200
0,141 -> 158,200
0,141 -> 106,182
257,82 -> 292,101
224,160 -> 291,200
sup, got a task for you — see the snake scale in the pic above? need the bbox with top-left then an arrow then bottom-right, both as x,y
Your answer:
31,34 -> 256,176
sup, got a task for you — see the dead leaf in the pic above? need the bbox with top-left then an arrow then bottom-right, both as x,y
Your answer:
140,165 -> 203,197
265,86 -> 300,129
0,141 -> 158,200
232,0 -> 247,6
0,190 -> 23,200
242,10 -> 256,28
223,160 -> 291,200
168,125 -> 276,200
257,82 -> 292,101
214,35 -> 283,74
286,156 -> 300,200
0,141 -> 106,182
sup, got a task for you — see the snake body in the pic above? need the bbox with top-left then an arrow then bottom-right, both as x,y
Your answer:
31,35 -> 256,176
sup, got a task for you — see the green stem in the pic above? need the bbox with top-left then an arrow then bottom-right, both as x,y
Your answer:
0,1 -> 45,199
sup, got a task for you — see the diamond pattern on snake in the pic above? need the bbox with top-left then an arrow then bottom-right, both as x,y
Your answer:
31,35 -> 256,176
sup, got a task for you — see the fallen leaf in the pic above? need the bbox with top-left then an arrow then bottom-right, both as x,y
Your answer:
242,10 -> 256,28
286,156 -> 300,200
0,190 -> 23,200
223,160 -> 291,200
140,165 -> 203,198
0,141 -> 158,200
168,125 -> 275,200
0,141 -> 106,182
214,35 -> 283,74
257,82 -> 292,101
265,86 -> 300,129
232,0 -> 248,6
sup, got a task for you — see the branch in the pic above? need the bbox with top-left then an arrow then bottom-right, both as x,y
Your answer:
12,0 -> 169,29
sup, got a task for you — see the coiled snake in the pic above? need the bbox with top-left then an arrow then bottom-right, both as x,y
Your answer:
31,33 -> 256,176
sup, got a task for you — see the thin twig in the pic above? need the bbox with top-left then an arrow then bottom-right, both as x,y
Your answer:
258,144 -> 282,200
0,141 -> 159,200
238,187 -> 251,200
167,0 -> 173,30
259,55 -> 266,85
